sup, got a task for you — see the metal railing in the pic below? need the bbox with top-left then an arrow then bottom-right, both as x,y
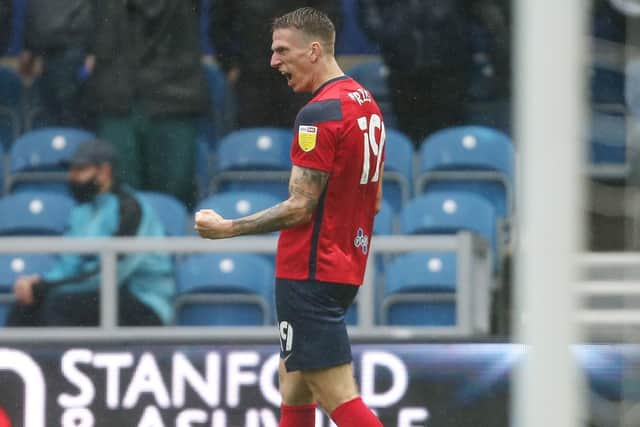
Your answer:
0,232 -> 492,342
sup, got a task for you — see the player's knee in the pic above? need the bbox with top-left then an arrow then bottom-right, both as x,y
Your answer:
302,369 -> 358,413
279,366 -> 314,405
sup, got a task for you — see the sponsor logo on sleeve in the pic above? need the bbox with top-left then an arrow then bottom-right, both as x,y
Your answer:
298,126 -> 318,152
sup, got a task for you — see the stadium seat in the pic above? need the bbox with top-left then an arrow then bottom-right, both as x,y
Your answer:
382,128 -> 414,212
382,251 -> 457,326
372,198 -> 394,275
400,191 -> 498,269
0,191 -> 74,235
591,65 -> 625,107
138,191 -> 189,236
416,126 -> 514,219
0,66 -> 22,149
6,127 -> 96,193
175,253 -> 274,326
346,59 -> 397,128
0,254 -> 57,327
211,128 -> 292,200
0,304 -> 9,326
589,110 -> 627,180
0,144 -> 4,194
373,198 -> 394,236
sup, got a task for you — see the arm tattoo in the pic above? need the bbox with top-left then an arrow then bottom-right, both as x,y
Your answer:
230,167 -> 329,236
289,168 -> 329,210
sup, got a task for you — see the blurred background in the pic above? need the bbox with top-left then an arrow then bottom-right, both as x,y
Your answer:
0,1 -> 637,426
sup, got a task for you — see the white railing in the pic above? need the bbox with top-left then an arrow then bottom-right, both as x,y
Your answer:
0,233 -> 492,342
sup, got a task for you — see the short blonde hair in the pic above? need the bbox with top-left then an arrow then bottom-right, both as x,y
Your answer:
272,7 -> 336,55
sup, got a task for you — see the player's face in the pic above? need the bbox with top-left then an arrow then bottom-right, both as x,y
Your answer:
271,28 -> 314,93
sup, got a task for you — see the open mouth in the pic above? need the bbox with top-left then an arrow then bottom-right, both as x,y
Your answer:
281,71 -> 292,81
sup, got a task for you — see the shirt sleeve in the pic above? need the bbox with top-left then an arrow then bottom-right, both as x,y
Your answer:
291,99 -> 343,172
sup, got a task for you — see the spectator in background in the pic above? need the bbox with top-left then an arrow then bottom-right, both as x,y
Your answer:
465,0 -> 512,133
199,0 -> 216,62
209,0 -> 342,128
358,0 -> 472,144
6,139 -> 175,327
1,0 -> 26,58
85,0 -> 207,209
0,0 -> 11,56
19,0 -> 92,126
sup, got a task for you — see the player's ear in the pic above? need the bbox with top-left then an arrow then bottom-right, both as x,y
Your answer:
309,41 -> 321,62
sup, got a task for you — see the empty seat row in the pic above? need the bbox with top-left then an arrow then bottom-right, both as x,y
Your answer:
0,189 -> 497,259
0,124 -> 513,242
0,249 -> 462,327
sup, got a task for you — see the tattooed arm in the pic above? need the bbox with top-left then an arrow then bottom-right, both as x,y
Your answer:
194,166 -> 329,239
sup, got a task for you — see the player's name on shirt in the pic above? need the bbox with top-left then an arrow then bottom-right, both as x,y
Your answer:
348,88 -> 372,106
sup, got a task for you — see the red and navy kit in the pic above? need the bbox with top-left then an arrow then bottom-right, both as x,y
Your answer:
276,76 -> 386,286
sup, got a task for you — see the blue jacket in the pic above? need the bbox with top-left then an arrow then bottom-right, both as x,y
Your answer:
42,190 -> 175,324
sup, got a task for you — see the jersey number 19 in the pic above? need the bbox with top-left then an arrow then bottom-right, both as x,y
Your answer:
357,114 -> 385,185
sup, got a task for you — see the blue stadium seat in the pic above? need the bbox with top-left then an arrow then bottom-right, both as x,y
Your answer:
416,126 -> 514,219
0,144 -> 4,194
0,66 -> 22,149
7,127 -> 96,193
138,191 -> 189,236
346,59 -> 397,128
373,198 -> 394,236
400,191 -> 497,269
383,128 -> 414,212
211,128 -> 292,200
591,66 -> 624,106
0,304 -> 9,326
0,254 -> 57,327
383,251 -> 458,326
0,191 -> 74,235
175,253 -> 274,326
589,111 -> 627,180
372,198 -> 394,275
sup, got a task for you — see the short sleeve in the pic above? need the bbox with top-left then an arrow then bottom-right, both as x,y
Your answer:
291,99 -> 343,172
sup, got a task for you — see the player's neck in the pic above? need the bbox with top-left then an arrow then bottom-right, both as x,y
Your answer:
311,58 -> 344,93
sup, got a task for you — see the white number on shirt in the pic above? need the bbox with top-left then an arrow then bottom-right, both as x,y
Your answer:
357,114 -> 385,184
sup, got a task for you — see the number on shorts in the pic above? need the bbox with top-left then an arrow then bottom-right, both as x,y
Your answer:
279,321 -> 293,352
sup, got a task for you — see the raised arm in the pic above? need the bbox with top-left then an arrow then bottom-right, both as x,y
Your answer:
194,166 -> 329,239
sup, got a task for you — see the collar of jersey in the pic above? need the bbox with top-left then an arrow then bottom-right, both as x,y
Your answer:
312,75 -> 349,98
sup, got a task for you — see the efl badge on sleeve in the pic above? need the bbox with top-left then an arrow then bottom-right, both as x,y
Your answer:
298,125 -> 318,152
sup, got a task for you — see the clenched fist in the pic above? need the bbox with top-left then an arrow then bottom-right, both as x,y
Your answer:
194,209 -> 233,239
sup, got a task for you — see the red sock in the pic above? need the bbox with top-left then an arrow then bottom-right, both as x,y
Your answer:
279,403 -> 316,427
331,397 -> 383,427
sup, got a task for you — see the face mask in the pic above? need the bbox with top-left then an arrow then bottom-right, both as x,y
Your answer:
70,175 -> 101,203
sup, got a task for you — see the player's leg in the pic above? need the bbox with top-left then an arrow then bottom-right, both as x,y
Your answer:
275,279 -> 383,426
278,358 -> 316,427
302,363 -> 383,427
275,279 -> 317,427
